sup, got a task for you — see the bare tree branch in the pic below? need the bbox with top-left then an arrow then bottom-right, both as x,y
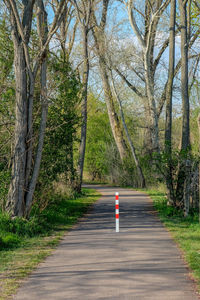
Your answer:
114,67 -> 144,98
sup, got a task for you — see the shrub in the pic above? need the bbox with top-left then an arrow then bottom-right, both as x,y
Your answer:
0,236 -> 4,248
1,234 -> 21,249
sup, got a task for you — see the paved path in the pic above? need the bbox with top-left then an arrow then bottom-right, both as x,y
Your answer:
14,186 -> 199,300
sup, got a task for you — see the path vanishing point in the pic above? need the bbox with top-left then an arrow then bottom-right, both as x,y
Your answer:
14,186 -> 199,300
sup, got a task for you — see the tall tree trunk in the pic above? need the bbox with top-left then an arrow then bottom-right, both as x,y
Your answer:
144,54 -> 160,153
179,0 -> 190,151
24,0 -> 48,217
110,73 -> 146,188
144,1 -> 161,153
25,77 -> 48,217
143,95 -> 154,155
98,57 -> 127,161
184,159 -> 191,217
176,0 -> 190,206
127,0 -> 166,154
5,0 -> 66,217
6,40 -> 28,216
91,1 -> 128,161
5,0 -> 36,216
72,0 -> 92,192
77,27 -> 89,192
25,79 -> 35,189
198,113 -> 200,223
5,0 -> 35,216
165,0 -> 176,205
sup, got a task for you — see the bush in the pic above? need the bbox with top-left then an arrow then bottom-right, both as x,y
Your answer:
1,234 -> 21,249
153,193 -> 183,218
0,233 -> 21,250
0,187 -> 91,251
38,58 -> 81,192
0,212 -> 46,238
0,236 -> 4,248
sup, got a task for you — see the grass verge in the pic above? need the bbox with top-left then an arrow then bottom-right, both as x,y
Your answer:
141,188 -> 200,294
0,188 -> 100,300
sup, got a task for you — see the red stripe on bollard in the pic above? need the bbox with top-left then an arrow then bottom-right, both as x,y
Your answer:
115,192 -> 119,232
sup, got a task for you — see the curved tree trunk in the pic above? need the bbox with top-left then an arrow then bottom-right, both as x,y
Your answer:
110,73 -> 146,188
98,57 -> 127,161
91,1 -> 127,161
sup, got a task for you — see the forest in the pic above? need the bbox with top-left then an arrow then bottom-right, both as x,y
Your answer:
0,0 -> 200,297
0,0 -> 199,218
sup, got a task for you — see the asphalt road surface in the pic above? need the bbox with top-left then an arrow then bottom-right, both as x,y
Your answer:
14,186 -> 199,300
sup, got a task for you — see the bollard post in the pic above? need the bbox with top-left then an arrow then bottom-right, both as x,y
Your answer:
115,192 -> 119,232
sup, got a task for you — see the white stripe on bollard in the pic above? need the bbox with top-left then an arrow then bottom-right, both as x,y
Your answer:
115,192 -> 119,232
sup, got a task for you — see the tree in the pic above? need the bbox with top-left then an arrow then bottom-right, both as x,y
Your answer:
0,9 -> 15,208
4,0 -> 66,217
39,58 -> 81,190
175,0 -> 191,211
165,0 -> 176,205
52,0 -> 79,185
24,0 -> 49,216
72,0 -> 92,192
110,71 -> 146,188
115,0 -> 198,156
124,0 -> 170,153
91,0 -> 128,161
198,113 -> 200,222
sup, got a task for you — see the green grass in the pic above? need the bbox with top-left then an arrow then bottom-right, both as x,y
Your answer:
141,188 -> 200,293
0,188 -> 100,300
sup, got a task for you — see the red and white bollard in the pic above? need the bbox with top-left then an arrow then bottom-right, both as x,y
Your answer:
115,192 -> 119,232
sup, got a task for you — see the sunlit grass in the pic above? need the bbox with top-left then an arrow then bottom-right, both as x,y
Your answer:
0,188 -> 100,300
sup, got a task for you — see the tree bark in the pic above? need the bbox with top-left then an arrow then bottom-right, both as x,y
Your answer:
198,113 -> 200,223
165,0 -> 176,205
143,53 -> 160,153
179,0 -> 190,151
176,0 -> 191,206
184,159 -> 190,217
72,0 -> 91,192
4,0 -> 66,217
6,39 -> 28,216
77,26 -> 90,191
24,0 -> 48,217
5,2 -> 34,216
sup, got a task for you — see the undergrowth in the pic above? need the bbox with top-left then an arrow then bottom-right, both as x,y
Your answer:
0,188 -> 99,299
